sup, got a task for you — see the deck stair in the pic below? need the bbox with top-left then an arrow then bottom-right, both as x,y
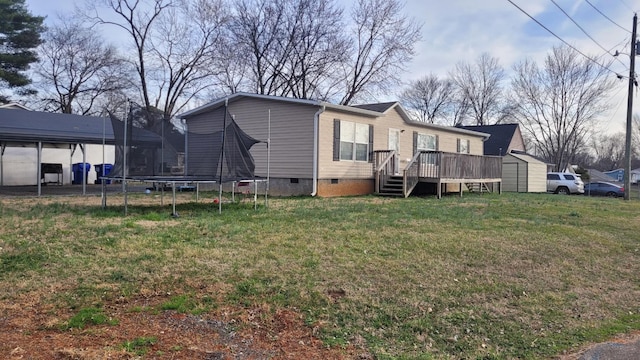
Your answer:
378,175 -> 404,196
465,182 -> 492,193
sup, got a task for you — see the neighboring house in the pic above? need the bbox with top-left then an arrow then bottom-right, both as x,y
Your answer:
457,123 -> 547,193
604,168 -> 640,183
587,169 -> 622,184
0,102 -> 31,111
457,123 -> 526,156
179,93 -> 500,197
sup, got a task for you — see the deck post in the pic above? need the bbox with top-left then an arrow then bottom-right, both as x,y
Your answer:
459,183 -> 463,197
437,181 -> 442,199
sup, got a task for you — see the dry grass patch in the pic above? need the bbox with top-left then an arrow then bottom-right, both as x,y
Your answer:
1,193 -> 640,359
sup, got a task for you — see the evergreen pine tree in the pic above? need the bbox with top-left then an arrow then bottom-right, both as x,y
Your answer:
0,0 -> 45,98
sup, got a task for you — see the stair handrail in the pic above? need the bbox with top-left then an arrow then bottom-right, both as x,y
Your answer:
403,151 -> 423,197
374,150 -> 396,194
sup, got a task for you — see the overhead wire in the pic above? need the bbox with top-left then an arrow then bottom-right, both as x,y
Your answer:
550,0 -> 628,70
506,0 -> 624,78
585,0 -> 632,34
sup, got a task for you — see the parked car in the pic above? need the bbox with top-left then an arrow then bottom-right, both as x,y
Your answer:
584,181 -> 624,197
547,172 -> 584,194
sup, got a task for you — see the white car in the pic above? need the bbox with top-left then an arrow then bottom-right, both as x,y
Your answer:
547,172 -> 584,195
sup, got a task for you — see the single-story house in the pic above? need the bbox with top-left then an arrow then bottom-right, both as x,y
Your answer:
457,123 -> 547,193
179,93 -> 502,197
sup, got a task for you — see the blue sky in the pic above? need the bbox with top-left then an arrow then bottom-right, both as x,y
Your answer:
24,0 -> 639,132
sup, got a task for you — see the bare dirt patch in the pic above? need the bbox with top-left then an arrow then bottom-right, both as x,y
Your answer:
1,294 -> 363,360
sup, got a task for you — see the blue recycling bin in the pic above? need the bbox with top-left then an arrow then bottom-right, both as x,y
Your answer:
72,163 -> 91,185
94,163 -> 113,184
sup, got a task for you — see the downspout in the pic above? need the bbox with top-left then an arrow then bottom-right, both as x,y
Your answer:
311,105 -> 325,196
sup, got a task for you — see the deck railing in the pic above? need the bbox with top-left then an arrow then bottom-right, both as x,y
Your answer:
375,150 -> 502,196
417,151 -> 502,180
403,151 -> 422,197
373,150 -> 396,193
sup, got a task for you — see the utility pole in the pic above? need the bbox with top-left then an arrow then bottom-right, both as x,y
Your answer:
623,13 -> 637,201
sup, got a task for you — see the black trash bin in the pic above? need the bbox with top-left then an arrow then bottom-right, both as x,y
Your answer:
72,163 -> 91,185
94,163 -> 113,184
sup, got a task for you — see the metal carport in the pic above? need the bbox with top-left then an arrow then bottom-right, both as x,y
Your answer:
0,108 -> 115,196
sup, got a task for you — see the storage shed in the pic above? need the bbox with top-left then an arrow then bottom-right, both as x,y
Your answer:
502,152 -> 547,192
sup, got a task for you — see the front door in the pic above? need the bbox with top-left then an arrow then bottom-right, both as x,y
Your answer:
388,129 -> 400,174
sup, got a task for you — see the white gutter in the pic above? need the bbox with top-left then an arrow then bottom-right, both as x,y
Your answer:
311,105 -> 325,196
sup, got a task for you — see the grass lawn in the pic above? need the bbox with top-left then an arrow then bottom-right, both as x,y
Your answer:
1,192 -> 639,359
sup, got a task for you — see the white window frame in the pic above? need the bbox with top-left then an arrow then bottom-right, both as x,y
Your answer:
339,121 -> 370,162
416,133 -> 437,165
457,138 -> 470,154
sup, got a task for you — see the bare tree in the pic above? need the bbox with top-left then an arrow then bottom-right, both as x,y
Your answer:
633,114 -> 640,160
35,17 -> 129,115
150,0 -> 229,118
400,74 -> 454,123
339,0 -> 421,105
88,0 -> 230,122
228,0 -> 347,99
510,45 -> 615,172
88,0 -> 172,114
449,89 -> 471,126
229,0 -> 291,96
591,133 -> 626,171
282,0 -> 348,99
450,53 -> 505,125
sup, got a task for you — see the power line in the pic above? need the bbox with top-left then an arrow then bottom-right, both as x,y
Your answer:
506,0 -> 624,77
550,0 -> 628,69
585,0 -> 632,34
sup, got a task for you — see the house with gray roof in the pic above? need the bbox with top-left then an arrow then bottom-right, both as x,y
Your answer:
179,93 -> 501,197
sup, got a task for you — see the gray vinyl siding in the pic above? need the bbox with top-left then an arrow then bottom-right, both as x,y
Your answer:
226,97 -> 317,179
184,106 -> 225,177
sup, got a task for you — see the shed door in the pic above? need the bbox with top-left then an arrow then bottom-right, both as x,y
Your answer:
503,163 -> 520,192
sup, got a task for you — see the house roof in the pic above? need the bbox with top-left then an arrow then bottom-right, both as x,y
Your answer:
178,93 -> 491,139
352,102 -> 397,113
179,92 -> 382,118
509,149 -> 551,164
505,152 -> 546,164
457,123 -> 520,155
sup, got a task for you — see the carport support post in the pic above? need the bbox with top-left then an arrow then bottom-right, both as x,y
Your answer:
37,141 -> 42,196
81,144 -> 87,195
70,144 -> 77,185
1,143 -> 5,187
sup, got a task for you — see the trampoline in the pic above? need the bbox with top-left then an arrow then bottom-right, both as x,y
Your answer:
102,100 -> 269,215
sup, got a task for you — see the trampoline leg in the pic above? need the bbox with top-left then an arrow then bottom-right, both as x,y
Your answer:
101,181 -> 107,209
171,181 -> 178,217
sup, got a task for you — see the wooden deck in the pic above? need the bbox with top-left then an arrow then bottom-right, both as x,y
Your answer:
374,150 -> 502,198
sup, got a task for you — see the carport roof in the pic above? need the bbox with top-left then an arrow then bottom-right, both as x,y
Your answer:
0,108 -> 115,147
0,109 -> 163,148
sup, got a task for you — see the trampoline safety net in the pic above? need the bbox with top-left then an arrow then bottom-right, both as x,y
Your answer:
109,104 -> 262,182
